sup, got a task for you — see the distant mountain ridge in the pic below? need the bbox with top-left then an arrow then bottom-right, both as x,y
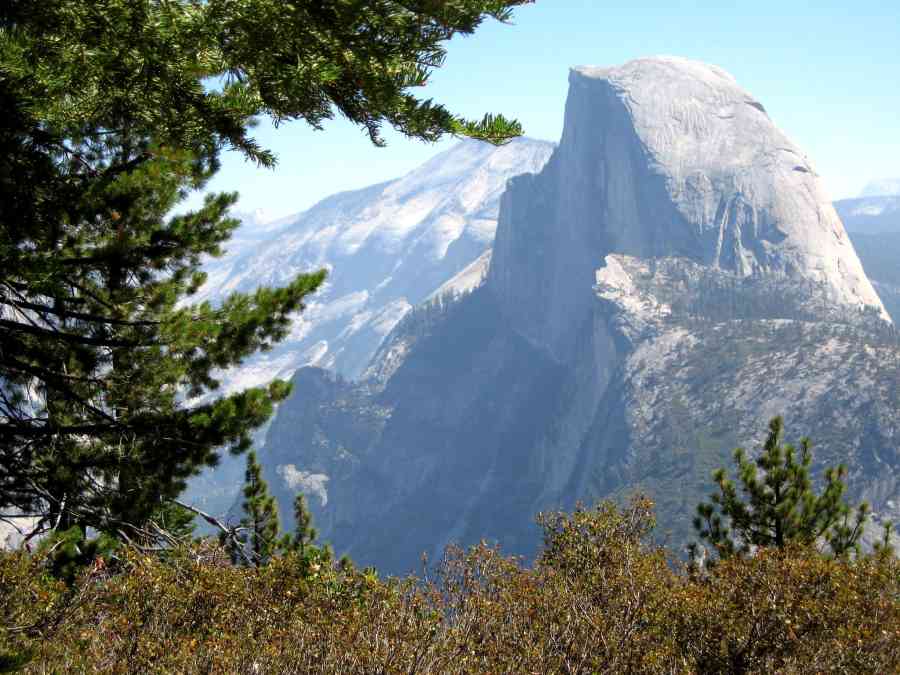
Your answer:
838,181 -> 900,320
194,137 -> 554,391
835,195 -> 900,234
182,138 -> 554,519
849,231 -> 900,324
859,178 -> 900,198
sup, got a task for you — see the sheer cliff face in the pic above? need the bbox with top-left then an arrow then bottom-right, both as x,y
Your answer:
258,58 -> 900,574
490,57 -> 888,359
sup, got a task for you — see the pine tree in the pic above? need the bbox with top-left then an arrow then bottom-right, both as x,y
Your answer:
231,451 -> 280,566
225,453 -> 330,568
693,416 -> 871,562
278,490 -> 334,572
286,493 -> 318,557
1,1 -> 525,549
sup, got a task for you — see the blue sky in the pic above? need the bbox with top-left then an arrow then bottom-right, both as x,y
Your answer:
187,1 -> 900,220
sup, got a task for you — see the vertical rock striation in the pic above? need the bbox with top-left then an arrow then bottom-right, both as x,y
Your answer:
490,57 -> 888,364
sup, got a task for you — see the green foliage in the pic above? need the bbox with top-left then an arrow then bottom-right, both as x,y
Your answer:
290,493 -> 317,554
283,490 -> 337,576
281,492 -> 322,558
693,416 -> 873,561
34,526 -> 119,586
0,649 -> 30,674
877,521 -> 897,552
235,450 -> 281,565
1,0 -> 525,162
152,501 -> 197,543
1,0 -> 525,549
223,450 -> 331,570
0,549 -> 67,673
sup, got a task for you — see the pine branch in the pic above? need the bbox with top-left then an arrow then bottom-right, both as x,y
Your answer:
0,296 -> 159,327
0,318 -> 139,348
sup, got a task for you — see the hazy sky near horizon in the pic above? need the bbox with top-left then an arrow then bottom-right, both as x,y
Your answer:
185,1 -> 900,221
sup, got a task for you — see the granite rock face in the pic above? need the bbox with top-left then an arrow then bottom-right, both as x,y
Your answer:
489,57 -> 887,363
258,58 -> 899,573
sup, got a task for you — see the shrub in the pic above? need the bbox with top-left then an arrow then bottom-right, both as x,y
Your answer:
2,498 -> 898,673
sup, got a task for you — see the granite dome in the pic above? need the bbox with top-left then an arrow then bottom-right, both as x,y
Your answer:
490,56 -> 888,362
576,56 -> 886,312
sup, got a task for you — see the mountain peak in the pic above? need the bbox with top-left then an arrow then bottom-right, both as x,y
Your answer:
246,58 -> 900,575
489,57 -> 889,359
572,55 -> 740,88
860,178 -> 900,198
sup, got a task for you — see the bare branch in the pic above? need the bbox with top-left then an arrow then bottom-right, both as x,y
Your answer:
173,499 -> 256,566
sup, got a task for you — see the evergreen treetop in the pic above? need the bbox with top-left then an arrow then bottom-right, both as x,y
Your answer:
222,450 -> 328,568
286,492 -> 318,557
235,450 -> 281,565
693,416 -> 872,562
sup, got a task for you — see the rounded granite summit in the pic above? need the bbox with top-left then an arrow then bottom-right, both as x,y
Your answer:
489,56 -> 890,355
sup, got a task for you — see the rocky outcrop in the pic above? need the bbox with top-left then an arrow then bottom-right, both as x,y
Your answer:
258,58 -> 899,573
489,57 -> 887,364
588,255 -> 899,539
